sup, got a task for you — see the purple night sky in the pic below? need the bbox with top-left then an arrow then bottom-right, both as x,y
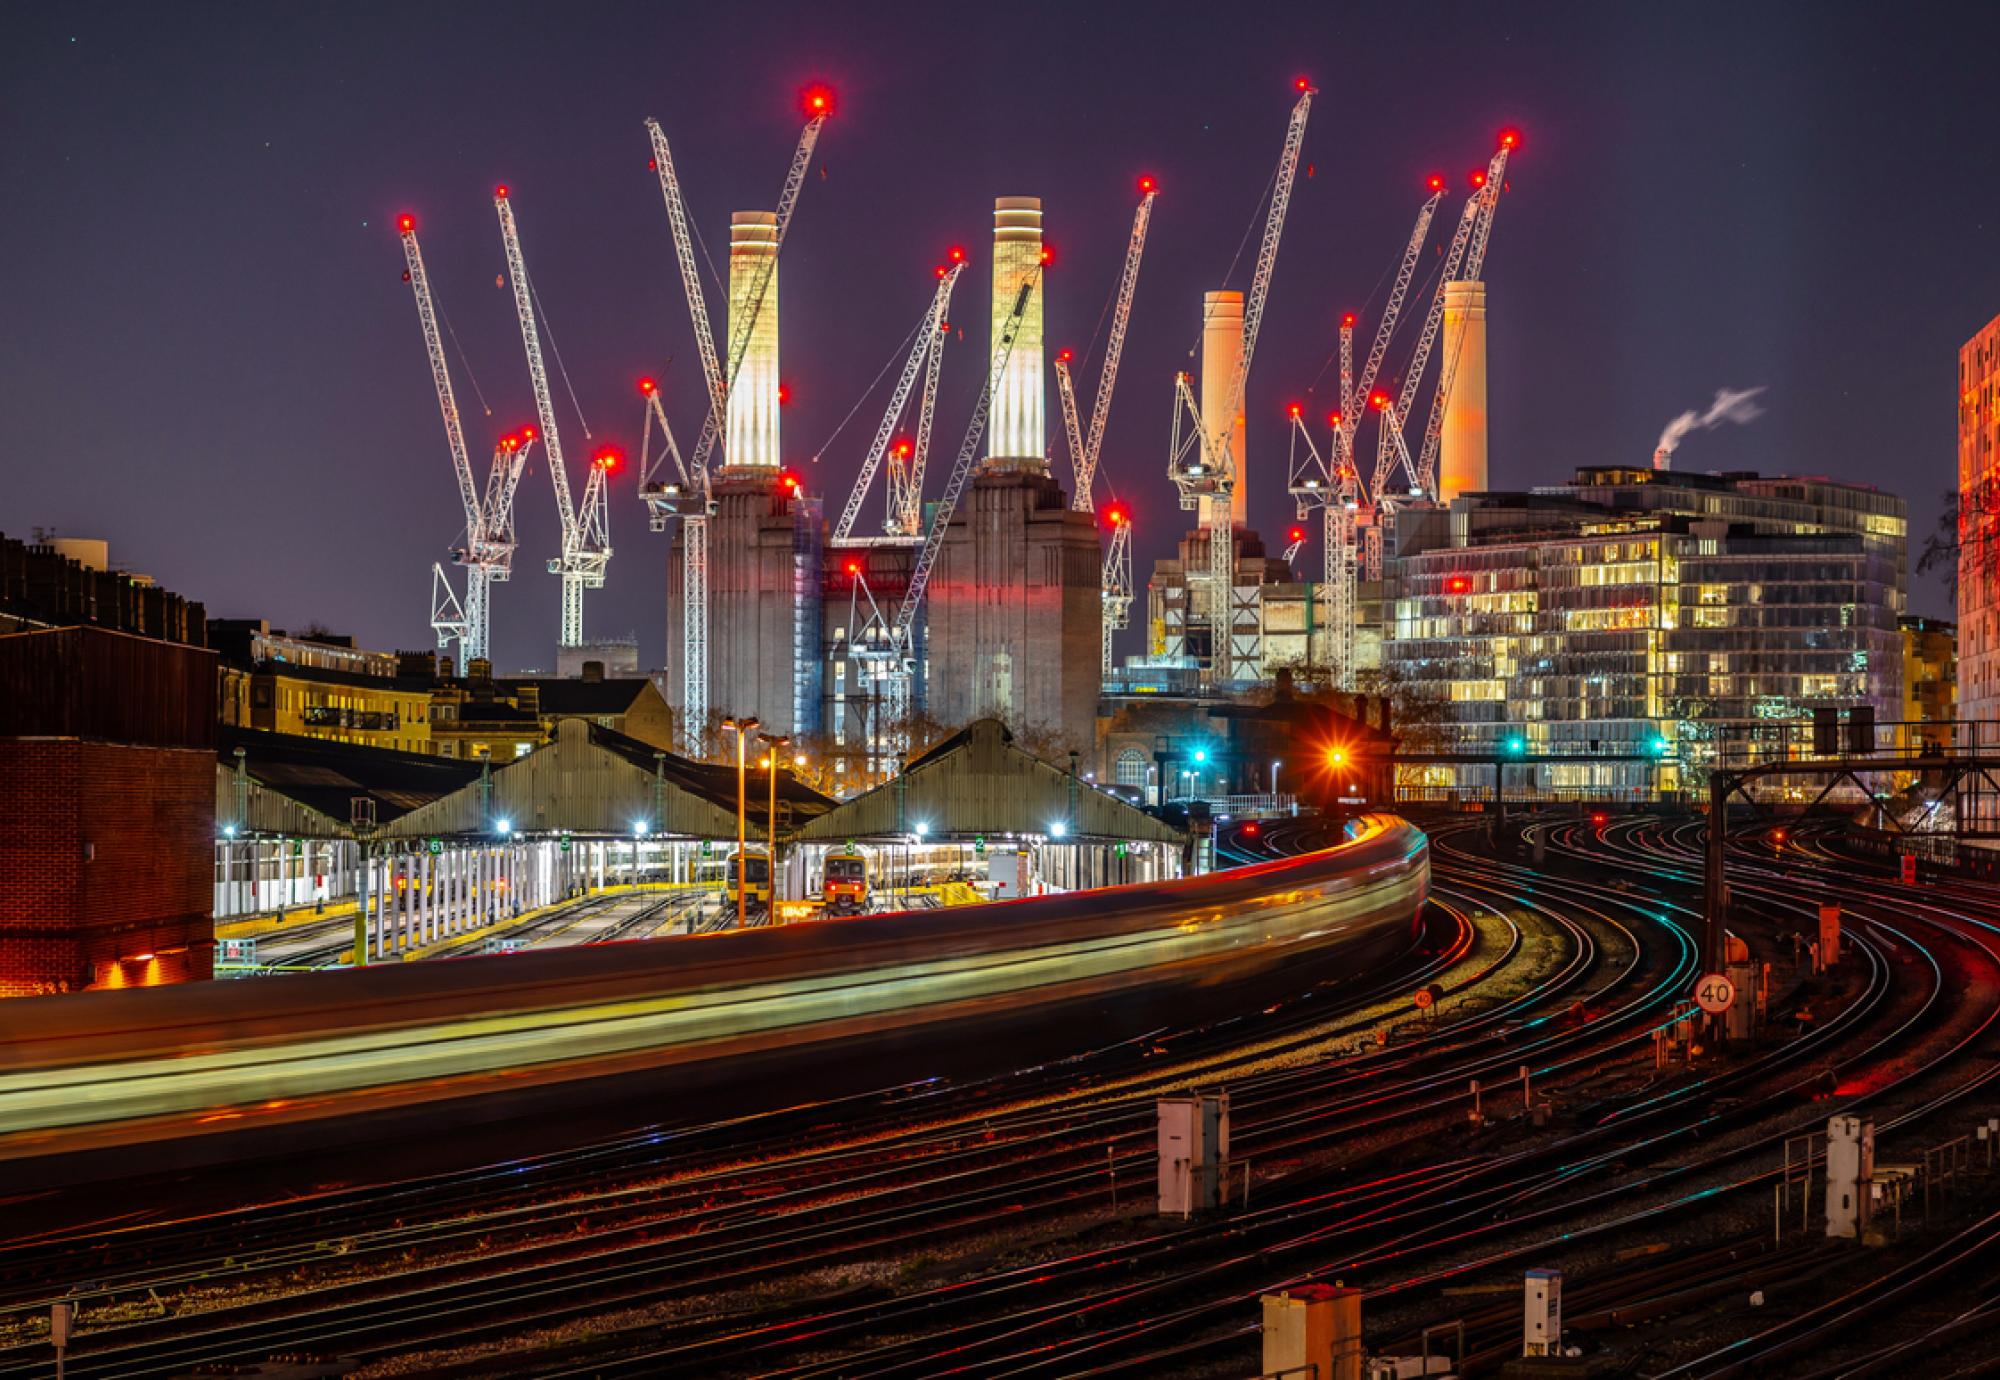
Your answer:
5,1 -> 1993,670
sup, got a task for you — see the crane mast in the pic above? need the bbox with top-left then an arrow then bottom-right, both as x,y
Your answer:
833,260 -> 963,543
1167,82 -> 1314,685
1415,136 -> 1515,493
495,187 -> 609,650
640,121 -> 727,519
398,215 -> 531,665
1072,180 -> 1156,513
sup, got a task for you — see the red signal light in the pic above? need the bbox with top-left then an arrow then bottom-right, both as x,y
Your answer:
594,447 -> 621,471
522,424 -> 537,440
1426,174 -> 1445,192
648,157 -> 658,172
1294,76 -> 1312,92
638,376 -> 657,396
1591,812 -> 1608,826
778,468 -> 801,493
777,383 -> 791,405
1341,312 -> 1357,328
1286,402 -> 1303,419
1289,526 -> 1306,544
1058,348 -> 1074,363
947,244 -> 965,263
801,84 -> 836,118
1039,244 -> 1054,265
1499,128 -> 1521,150
935,265 -> 948,279
1328,410 -> 1343,427
845,559 -> 862,578
495,184 -> 510,199
1369,390 -> 1391,412
397,214 -> 415,234
1445,575 -> 1472,594
1243,821 -> 1261,837
1469,170 -> 1487,189
1105,503 -> 1129,528
1138,175 -> 1157,195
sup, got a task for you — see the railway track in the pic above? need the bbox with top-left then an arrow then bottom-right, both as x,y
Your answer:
9,813 -> 2000,1377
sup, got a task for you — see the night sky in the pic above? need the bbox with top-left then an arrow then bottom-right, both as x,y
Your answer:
7,1 -> 1995,671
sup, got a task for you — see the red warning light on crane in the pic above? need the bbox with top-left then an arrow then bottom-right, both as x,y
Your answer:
501,434 -> 520,452
947,245 -> 966,263
1286,402 -> 1303,419
495,184 -> 510,199
1498,128 -> 1521,150
1445,575 -> 1472,594
801,84 -> 836,118
1469,169 -> 1488,189
594,447 -> 621,471
892,439 -> 912,458
397,214 -> 415,234
844,559 -> 863,578
1057,348 -> 1074,363
522,425 -> 538,440
1369,390 -> 1392,412
1138,175 -> 1157,195
1341,312 -> 1357,328
1039,244 -> 1054,266
1104,502 -> 1130,528
1289,525 -> 1307,544
1328,410 -> 1343,427
1294,76 -> 1313,92
777,383 -> 792,406
638,377 -> 658,396
777,469 -> 802,494
1426,174 -> 1445,192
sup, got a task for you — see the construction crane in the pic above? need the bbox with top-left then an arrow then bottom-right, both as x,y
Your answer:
1168,80 -> 1314,684
639,94 -> 830,752
1055,356 -> 1137,674
396,213 -> 535,665
833,254 -> 965,543
688,89 -> 832,478
1063,177 -> 1156,513
493,187 -> 614,652
850,267 -> 1042,748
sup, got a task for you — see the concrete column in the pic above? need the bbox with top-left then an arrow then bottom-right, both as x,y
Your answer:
1200,289 -> 1247,527
986,196 -> 1046,469
725,211 -> 781,470
1438,279 -> 1488,502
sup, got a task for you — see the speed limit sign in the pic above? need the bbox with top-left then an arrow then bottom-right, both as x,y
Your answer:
1694,973 -> 1737,1015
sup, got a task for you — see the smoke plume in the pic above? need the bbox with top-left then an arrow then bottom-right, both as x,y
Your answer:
1654,386 -> 1766,467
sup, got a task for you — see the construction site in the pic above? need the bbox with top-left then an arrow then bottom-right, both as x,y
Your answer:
390,79 -> 1529,781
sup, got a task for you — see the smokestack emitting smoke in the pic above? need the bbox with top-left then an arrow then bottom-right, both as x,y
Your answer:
1653,386 -> 1767,470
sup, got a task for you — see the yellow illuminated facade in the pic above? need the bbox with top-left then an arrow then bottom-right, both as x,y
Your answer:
986,196 -> 1044,469
246,663 -> 433,755
1385,468 -> 1906,794
724,211 -> 780,470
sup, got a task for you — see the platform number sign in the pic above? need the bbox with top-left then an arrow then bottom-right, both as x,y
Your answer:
427,837 -> 443,856
560,834 -> 572,852
974,835 -> 987,855
1694,972 -> 1737,1015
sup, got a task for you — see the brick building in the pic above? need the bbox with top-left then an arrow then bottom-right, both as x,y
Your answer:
0,627 -> 216,996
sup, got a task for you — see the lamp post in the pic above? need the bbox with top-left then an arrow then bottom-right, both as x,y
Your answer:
1270,759 -> 1281,796
759,731 -> 791,905
722,716 -> 758,928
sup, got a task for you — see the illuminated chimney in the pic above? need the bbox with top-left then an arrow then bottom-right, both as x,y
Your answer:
725,211 -> 780,470
1438,280 -> 1488,502
1200,290 -> 1247,527
984,196 -> 1045,471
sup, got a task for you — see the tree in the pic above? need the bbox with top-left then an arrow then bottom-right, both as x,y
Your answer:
1917,486 -> 1959,604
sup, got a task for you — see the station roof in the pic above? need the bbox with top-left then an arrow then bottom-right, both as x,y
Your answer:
791,718 -> 1184,845
220,727 -> 485,837
377,718 -> 839,842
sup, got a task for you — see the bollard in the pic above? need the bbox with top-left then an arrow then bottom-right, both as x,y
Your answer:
1520,1063 -> 1532,1110
1826,1114 -> 1875,1239
1523,1269 -> 1562,1357
1469,1078 -> 1484,1126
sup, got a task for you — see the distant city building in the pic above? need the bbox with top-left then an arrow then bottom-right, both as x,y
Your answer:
1382,467 -> 1907,794
556,637 -> 639,680
1960,310 -> 2000,736
1900,614 -> 1957,749
0,531 -> 204,645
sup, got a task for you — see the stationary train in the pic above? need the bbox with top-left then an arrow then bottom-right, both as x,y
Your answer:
0,815 -> 1428,1182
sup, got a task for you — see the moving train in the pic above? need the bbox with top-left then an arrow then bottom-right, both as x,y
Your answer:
823,849 -> 870,915
0,815 -> 1428,1185
725,849 -> 773,908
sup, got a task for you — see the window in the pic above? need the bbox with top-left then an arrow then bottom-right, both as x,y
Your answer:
1116,749 -> 1149,788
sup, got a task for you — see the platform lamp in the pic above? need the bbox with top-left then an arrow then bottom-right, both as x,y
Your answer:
758,730 -> 792,905
722,717 -> 759,929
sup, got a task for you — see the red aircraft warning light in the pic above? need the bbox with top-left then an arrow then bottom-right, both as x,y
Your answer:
1138,175 -> 1157,195
1058,348 -> 1075,363
845,559 -> 863,578
495,184 -> 510,199
1294,76 -> 1313,92
594,446 -> 621,471
1369,390 -> 1392,412
638,376 -> 658,396
1426,174 -> 1445,192
1445,575 -> 1473,594
777,469 -> 802,494
1469,169 -> 1488,189
1499,127 -> 1521,150
397,214 -> 415,234
1341,312 -> 1357,328
500,434 -> 520,452
1039,244 -> 1054,266
1288,525 -> 1307,544
777,383 -> 792,405
1328,410 -> 1343,427
1287,402 -> 1303,419
522,424 -> 538,440
801,84 -> 836,118
947,244 -> 966,263
1105,502 -> 1130,528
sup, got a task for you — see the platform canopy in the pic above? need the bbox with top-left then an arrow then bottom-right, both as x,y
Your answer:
219,727 -> 485,838
791,718 -> 1184,845
380,718 -> 838,841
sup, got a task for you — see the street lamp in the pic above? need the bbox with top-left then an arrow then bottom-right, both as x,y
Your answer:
1270,759 -> 1281,795
722,717 -> 759,928
759,731 -> 792,904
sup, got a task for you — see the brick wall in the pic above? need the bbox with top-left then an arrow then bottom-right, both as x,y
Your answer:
0,741 -> 213,995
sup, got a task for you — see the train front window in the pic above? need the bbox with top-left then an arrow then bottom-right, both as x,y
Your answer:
728,857 -> 771,886
826,857 -> 865,883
